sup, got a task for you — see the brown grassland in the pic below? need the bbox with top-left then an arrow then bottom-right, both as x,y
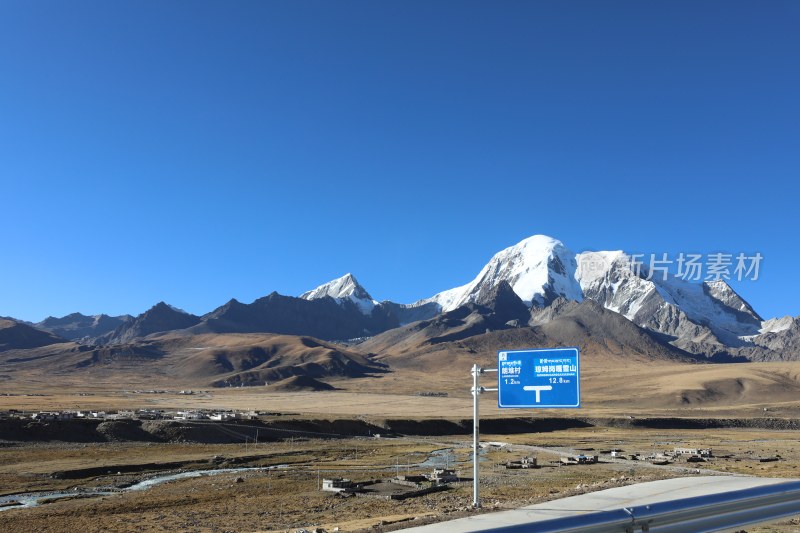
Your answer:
2,427 -> 800,532
3,348 -> 800,531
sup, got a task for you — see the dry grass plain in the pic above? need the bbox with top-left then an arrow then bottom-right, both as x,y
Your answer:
5,356 -> 800,419
4,350 -> 800,531
3,427 -> 800,532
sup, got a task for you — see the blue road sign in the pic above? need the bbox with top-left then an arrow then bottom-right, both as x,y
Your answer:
497,347 -> 580,408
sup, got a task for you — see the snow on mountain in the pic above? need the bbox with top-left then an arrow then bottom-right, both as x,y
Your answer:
759,316 -> 797,335
300,273 -> 378,314
658,278 -> 761,339
417,235 -> 583,312
575,250 -> 628,289
575,251 -> 660,319
410,235 -> 766,354
575,250 -> 762,345
736,316 -> 799,352
705,280 -> 761,318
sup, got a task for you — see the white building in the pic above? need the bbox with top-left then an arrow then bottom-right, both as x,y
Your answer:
321,478 -> 353,492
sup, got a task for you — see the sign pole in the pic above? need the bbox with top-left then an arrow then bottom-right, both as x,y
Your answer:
471,363 -> 481,508
469,348 -> 579,510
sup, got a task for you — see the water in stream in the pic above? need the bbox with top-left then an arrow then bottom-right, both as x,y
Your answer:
0,446 -> 482,512
0,465 -> 288,512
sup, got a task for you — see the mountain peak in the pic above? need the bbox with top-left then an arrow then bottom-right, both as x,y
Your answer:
420,234 -> 583,311
149,302 -> 190,315
703,279 -> 763,322
97,302 -> 200,344
473,280 -> 530,324
414,235 -> 767,354
301,273 -> 370,299
38,312 -> 91,327
300,273 -> 376,314
576,249 -> 763,344
513,234 -> 564,250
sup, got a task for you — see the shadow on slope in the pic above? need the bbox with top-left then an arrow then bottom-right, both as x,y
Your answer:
161,333 -> 388,387
0,318 -> 68,351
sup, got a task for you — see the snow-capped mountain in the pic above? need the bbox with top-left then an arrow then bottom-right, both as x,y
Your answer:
575,250 -> 762,351
407,234 -> 773,357
300,273 -> 378,314
759,316 -> 797,335
19,233 -> 792,360
416,235 -> 583,312
749,316 -> 800,355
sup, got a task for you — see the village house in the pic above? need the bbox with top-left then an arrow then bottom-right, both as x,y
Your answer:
321,478 -> 354,493
429,468 -> 458,483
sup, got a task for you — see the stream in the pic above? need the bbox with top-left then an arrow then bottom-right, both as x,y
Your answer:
415,446 -> 487,468
0,447 -> 482,512
0,465 -> 289,512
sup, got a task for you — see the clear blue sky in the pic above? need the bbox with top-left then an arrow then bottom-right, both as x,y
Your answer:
1,1 -> 798,322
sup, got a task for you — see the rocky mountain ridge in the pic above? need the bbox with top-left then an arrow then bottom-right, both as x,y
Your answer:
12,234 -> 797,362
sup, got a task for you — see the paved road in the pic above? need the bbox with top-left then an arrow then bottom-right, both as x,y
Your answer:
399,476 -> 796,532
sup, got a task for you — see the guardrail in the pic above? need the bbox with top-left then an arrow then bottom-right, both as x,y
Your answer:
483,480 -> 800,533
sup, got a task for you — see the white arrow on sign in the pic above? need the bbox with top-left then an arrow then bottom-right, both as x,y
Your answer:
522,385 -> 553,403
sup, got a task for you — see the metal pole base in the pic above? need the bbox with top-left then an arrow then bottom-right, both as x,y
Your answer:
472,363 -> 480,509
